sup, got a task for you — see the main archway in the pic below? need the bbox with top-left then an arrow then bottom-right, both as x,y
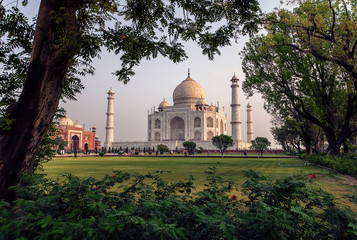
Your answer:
71,135 -> 80,150
170,117 -> 185,140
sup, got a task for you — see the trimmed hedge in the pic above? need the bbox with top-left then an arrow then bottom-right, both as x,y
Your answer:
301,153 -> 357,177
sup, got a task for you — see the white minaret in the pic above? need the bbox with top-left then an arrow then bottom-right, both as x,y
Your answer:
247,102 -> 254,142
105,89 -> 115,149
230,73 -> 242,148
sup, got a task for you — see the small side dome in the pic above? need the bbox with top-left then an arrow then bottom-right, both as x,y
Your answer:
195,97 -> 208,106
158,99 -> 170,109
59,115 -> 74,126
208,105 -> 216,111
74,121 -> 82,128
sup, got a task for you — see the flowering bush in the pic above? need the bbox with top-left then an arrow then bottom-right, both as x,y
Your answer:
0,168 -> 356,239
308,174 -> 316,179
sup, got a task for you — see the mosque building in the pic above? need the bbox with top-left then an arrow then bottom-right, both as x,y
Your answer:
57,115 -> 101,151
109,71 -> 253,150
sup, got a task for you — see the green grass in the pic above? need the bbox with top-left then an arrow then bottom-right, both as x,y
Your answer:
43,156 -> 357,210
44,156 -> 307,182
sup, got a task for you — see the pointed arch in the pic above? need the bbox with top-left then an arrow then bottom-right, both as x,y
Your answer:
170,117 -> 185,140
207,131 -> 214,140
71,135 -> 80,150
206,117 -> 213,127
154,132 -> 161,141
194,131 -> 201,140
194,117 -> 201,127
155,119 -> 161,129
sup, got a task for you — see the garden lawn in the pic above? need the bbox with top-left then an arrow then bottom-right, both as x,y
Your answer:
43,156 -> 357,210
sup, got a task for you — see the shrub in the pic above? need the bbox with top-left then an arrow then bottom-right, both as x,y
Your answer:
0,169 -> 356,239
135,151 -> 139,155
302,153 -> 357,177
148,151 -> 152,155
74,146 -> 77,158
183,141 -> 196,156
197,146 -> 203,154
99,152 -> 105,157
157,144 -> 169,154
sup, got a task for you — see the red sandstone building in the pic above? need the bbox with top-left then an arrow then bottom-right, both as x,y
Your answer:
58,115 -> 101,151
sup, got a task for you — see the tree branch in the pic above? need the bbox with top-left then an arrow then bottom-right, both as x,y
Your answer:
328,0 -> 336,41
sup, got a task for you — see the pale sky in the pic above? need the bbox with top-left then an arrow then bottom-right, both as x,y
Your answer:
20,1 -> 286,148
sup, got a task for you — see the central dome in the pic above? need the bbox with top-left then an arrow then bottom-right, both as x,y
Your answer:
173,75 -> 206,106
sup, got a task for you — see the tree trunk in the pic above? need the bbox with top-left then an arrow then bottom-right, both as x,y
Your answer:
0,0 -> 80,202
301,121 -> 313,155
305,140 -> 312,155
343,140 -> 349,153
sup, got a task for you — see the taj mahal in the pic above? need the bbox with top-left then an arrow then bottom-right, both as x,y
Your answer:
106,71 -> 254,150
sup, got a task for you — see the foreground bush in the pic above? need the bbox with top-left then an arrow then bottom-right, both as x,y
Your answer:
0,168 -> 356,239
301,153 -> 357,177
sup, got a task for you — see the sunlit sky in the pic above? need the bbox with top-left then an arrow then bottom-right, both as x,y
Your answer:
20,1 -> 287,148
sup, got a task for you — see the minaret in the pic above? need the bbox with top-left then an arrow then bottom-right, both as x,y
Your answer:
105,89 -> 115,149
230,73 -> 242,147
246,103 -> 254,142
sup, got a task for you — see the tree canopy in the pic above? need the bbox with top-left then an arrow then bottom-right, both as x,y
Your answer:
212,134 -> 234,157
264,0 -> 357,91
183,141 -> 196,156
241,24 -> 357,155
157,144 -> 169,155
250,137 -> 271,156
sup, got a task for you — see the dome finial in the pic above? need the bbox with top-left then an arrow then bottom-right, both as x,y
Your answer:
188,68 -> 190,78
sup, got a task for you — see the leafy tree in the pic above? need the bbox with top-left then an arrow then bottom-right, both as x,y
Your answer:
265,0 -> 357,91
250,137 -> 271,156
212,134 -> 234,157
242,34 -> 357,155
157,144 -> 169,155
34,122 -> 58,169
0,0 -> 261,201
53,136 -> 68,154
271,112 -> 322,155
271,123 -> 301,153
183,141 -> 196,156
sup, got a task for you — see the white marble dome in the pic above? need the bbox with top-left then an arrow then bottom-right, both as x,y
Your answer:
59,115 -> 74,126
173,75 -> 206,106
